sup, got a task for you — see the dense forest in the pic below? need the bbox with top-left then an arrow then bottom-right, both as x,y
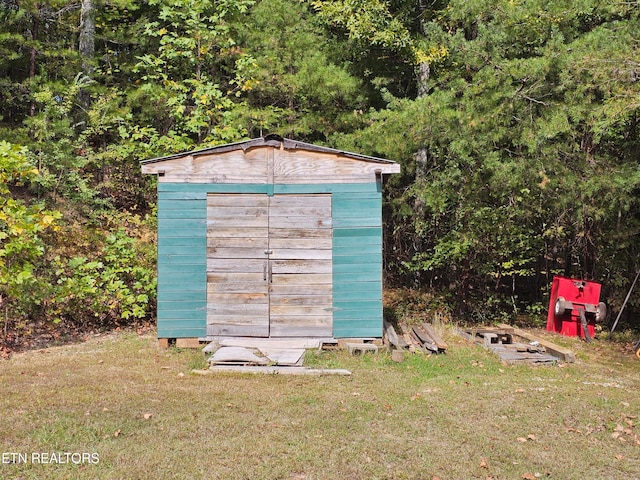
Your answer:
1,0 -> 639,349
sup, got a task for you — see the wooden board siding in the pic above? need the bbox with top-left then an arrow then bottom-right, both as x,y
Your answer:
206,193 -> 333,338
156,183 -> 268,338
144,149 -> 270,184
142,145 -> 399,184
154,181 -> 386,339
206,194 -> 270,337
268,194 -> 332,337
273,150 -> 387,184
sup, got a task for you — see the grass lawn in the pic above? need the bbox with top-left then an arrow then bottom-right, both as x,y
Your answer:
1,327 -> 639,480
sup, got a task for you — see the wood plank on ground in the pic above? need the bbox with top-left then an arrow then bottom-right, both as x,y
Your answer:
257,348 -> 306,366
383,320 -> 408,349
411,325 -> 438,352
209,338 -> 324,349
497,324 -> 576,363
421,323 -> 448,351
458,328 -> 563,365
196,366 -> 352,376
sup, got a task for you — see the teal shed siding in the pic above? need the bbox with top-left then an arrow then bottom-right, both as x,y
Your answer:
155,182 -> 384,338
332,185 -> 383,338
156,184 -> 207,338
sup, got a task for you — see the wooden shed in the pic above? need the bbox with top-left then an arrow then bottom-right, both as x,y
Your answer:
141,135 -> 400,343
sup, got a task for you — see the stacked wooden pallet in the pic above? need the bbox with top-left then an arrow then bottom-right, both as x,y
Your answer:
384,320 -> 448,354
458,325 -> 569,365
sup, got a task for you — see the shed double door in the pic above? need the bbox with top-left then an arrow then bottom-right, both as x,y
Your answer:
206,193 -> 333,337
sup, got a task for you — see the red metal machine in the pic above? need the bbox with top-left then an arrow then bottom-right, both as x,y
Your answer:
546,276 -> 606,342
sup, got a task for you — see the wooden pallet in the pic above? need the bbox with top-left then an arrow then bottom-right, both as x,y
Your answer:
497,324 -> 576,363
458,327 -> 563,365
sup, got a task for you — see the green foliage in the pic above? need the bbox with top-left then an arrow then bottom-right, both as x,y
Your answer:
132,0 -> 256,144
0,141 -> 156,342
22,75 -> 96,200
52,227 -> 157,326
0,142 -> 61,333
309,0 -> 416,52
237,0 -> 368,140
307,0 -> 426,102
1,0 -> 640,334
330,0 -> 640,320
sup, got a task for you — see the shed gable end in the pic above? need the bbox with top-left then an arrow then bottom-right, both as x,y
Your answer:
141,141 -> 399,184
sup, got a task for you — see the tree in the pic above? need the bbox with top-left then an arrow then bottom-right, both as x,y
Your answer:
0,1 -> 83,128
131,0 -> 257,145
0,141 -> 61,340
234,0 -> 369,141
322,0 -> 640,320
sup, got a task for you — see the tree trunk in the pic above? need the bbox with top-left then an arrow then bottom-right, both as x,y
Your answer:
414,0 -> 431,178
79,0 -> 95,75
78,0 -> 95,109
410,0 -> 433,287
29,14 -> 39,117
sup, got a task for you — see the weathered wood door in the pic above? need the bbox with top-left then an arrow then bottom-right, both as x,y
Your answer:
206,194 -> 332,337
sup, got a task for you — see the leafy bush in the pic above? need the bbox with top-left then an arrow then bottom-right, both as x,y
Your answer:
1,141 -> 157,347
0,141 -> 62,339
51,225 -> 157,328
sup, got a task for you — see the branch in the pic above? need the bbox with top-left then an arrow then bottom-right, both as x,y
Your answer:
522,95 -> 548,106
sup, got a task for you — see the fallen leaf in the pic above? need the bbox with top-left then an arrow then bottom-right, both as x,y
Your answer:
114,429 -> 121,438
527,434 -> 537,441
614,454 -> 625,460
522,473 -> 537,480
479,458 -> 489,469
143,413 -> 153,420
517,437 -> 528,443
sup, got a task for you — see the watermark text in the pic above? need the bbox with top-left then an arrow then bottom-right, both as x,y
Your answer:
2,452 -> 99,465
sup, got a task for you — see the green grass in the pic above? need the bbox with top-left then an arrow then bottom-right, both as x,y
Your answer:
1,329 -> 639,479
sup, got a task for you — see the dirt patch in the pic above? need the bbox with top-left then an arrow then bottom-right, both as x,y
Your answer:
0,319 -> 155,358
